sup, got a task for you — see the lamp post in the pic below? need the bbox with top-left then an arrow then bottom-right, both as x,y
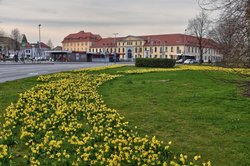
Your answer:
38,24 -> 41,62
38,24 -> 41,49
182,29 -> 187,63
113,33 -> 118,62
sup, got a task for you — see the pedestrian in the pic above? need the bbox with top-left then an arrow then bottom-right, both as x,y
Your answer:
3,53 -> 5,62
14,54 -> 18,62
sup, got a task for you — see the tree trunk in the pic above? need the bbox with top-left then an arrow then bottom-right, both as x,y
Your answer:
247,0 -> 250,67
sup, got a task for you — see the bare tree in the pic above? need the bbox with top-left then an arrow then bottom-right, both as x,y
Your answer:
46,39 -> 54,49
199,0 -> 250,68
187,10 -> 211,63
10,28 -> 22,50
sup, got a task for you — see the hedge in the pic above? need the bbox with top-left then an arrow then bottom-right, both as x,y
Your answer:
135,58 -> 176,68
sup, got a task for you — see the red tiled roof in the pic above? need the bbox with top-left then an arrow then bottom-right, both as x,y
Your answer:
25,42 -> 50,49
91,37 -> 125,48
62,31 -> 102,43
40,42 -> 50,49
91,34 -> 218,48
140,34 -> 218,47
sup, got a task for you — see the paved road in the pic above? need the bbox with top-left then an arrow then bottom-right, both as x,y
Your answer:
0,62 -> 116,83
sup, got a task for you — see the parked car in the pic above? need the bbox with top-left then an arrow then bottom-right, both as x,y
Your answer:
184,59 -> 195,64
176,59 -> 185,63
194,59 -> 200,63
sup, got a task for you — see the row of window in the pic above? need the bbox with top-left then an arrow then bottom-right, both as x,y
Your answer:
117,41 -> 144,46
90,46 -> 180,54
123,54 -> 221,61
63,42 -> 90,47
65,48 -> 88,51
64,45 -> 218,56
186,47 -> 217,55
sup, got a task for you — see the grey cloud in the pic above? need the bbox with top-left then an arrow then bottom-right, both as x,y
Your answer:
30,8 -> 59,15
0,16 -> 175,27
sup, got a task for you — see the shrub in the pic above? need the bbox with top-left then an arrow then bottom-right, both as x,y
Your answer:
135,58 -> 176,68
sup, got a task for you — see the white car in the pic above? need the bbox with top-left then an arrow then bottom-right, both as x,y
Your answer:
184,59 -> 194,64
176,59 -> 185,63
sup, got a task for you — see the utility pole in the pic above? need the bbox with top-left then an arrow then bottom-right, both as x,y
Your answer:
113,33 -> 118,62
38,24 -> 41,49
38,24 -> 41,61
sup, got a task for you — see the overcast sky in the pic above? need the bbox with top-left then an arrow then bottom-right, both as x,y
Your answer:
0,0 -> 201,46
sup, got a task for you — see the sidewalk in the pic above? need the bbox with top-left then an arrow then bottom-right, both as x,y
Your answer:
0,60 -> 135,65
0,60 -> 55,65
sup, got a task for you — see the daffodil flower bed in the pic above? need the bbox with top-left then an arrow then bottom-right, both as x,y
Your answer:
0,66 -> 211,165
118,65 -> 250,75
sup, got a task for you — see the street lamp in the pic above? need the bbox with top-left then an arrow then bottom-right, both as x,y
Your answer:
182,29 -> 187,63
38,24 -> 41,49
113,33 -> 118,62
38,24 -> 41,62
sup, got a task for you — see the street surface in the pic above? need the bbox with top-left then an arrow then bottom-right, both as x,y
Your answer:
0,62 -> 117,83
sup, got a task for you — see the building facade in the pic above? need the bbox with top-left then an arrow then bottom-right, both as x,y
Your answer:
62,31 -> 102,52
62,31 -> 222,63
0,36 -> 20,56
90,34 -> 221,62
23,42 -> 51,60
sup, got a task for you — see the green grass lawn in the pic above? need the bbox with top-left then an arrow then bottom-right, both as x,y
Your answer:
98,68 -> 250,166
0,77 -> 40,125
0,66 -> 250,165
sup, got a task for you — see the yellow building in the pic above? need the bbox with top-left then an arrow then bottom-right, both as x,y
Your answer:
90,34 -> 221,62
62,31 -> 101,52
62,31 -> 221,62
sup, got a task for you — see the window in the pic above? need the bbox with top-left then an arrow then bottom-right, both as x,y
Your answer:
127,41 -> 132,45
177,47 -> 181,54
135,47 -> 138,53
171,47 -> 173,52
155,47 -> 157,52
122,48 -> 125,53
118,48 -> 120,52
165,47 -> 168,52
139,48 -> 142,53
160,47 -> 163,53
154,55 -> 157,58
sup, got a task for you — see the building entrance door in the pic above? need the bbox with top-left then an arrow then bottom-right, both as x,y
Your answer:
127,49 -> 132,59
